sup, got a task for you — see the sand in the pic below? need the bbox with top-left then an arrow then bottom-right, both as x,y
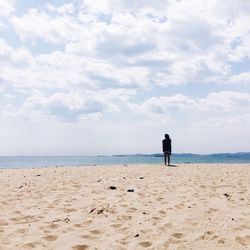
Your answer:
0,164 -> 250,250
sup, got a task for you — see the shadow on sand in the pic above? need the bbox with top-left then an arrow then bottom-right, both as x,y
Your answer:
167,164 -> 178,167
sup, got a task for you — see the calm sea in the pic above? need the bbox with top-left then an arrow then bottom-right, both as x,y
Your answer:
0,154 -> 250,169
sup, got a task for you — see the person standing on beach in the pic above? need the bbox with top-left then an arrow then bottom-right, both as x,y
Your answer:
162,134 -> 172,166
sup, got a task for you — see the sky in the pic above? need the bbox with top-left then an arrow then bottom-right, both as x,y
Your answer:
0,0 -> 250,155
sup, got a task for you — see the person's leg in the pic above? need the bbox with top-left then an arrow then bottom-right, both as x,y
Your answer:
167,155 -> 170,166
164,153 -> 167,165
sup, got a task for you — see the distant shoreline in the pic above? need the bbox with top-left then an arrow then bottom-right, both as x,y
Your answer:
111,152 -> 250,157
0,152 -> 250,157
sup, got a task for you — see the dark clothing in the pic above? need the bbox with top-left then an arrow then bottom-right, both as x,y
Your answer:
162,138 -> 171,154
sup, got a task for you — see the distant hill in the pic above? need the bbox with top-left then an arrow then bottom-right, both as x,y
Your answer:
112,152 -> 250,157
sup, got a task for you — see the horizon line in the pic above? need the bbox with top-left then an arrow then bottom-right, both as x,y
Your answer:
0,152 -> 250,157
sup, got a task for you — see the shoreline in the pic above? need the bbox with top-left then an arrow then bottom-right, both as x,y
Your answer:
1,164 -> 250,249
1,162 -> 250,170
1,154 -> 250,169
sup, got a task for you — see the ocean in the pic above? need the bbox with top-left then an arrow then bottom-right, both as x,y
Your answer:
0,153 -> 250,169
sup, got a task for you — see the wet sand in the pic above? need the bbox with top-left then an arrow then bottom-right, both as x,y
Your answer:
0,164 -> 250,249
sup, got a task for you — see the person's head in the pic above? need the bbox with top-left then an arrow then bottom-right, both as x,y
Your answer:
165,134 -> 170,139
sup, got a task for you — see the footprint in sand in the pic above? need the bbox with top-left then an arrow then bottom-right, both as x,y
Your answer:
90,229 -> 101,235
152,216 -> 160,221
238,191 -> 246,194
49,224 -> 60,229
161,222 -> 173,230
0,220 -> 9,226
42,235 -> 58,242
22,242 -> 36,249
118,246 -> 127,250
156,197 -> 164,201
16,228 -> 26,234
175,203 -> 185,209
217,238 -> 225,244
72,244 -> 89,250
128,207 -> 137,212
121,215 -> 132,220
81,234 -> 96,240
73,224 -> 82,228
9,217 -> 20,222
163,241 -> 170,248
116,226 -> 129,233
84,220 -> 93,225
172,233 -> 185,239
64,208 -> 77,213
198,231 -> 214,240
235,235 -> 250,246
120,203 -> 129,208
72,184 -> 81,188
212,235 -> 219,240
206,208 -> 219,214
111,223 -> 122,228
138,241 -> 152,248
158,210 -> 167,215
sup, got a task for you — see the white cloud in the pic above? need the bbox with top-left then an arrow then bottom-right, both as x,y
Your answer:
11,9 -> 84,43
7,0 -> 250,90
82,0 -> 170,14
0,0 -> 15,30
0,84 -> 5,92
191,114 -> 250,133
0,39 -> 33,63
4,91 -> 119,122
228,72 -> 250,85
46,3 -> 75,15
128,94 -> 194,114
3,2 -> 250,91
0,0 -> 15,17
128,91 -> 250,120
198,91 -> 250,111
0,44 -> 149,91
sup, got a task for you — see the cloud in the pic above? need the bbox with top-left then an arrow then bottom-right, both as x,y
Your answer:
228,72 -> 250,85
4,91 -> 119,122
0,0 -> 15,17
0,43 -> 149,91
128,94 -> 194,114
191,114 -> 250,133
0,0 -> 15,30
0,84 -> 5,92
82,0 -> 171,14
198,91 -> 250,111
6,0 -> 250,91
1,0 -> 250,123
11,9 -> 84,44
0,39 -> 33,63
46,3 -> 75,15
128,91 -> 250,121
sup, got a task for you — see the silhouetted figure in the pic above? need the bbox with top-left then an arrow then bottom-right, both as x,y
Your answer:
162,134 -> 172,166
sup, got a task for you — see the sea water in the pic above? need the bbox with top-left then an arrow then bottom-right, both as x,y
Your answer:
0,154 -> 250,169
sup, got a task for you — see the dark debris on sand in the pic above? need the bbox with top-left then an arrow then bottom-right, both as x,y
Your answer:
127,189 -> 134,192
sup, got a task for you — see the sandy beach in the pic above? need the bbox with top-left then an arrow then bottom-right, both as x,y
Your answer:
0,164 -> 250,250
